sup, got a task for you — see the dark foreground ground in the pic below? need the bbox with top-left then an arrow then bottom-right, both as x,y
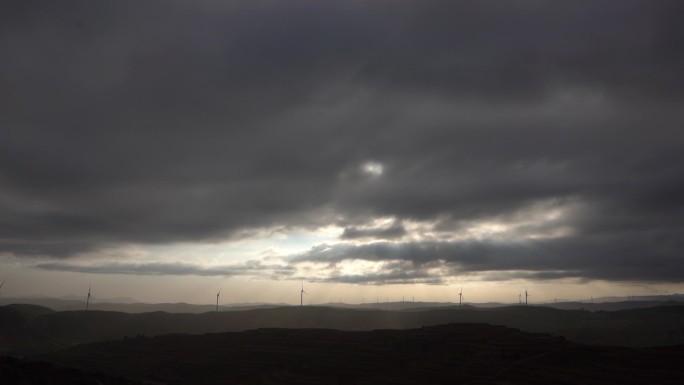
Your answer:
0,356 -> 139,385
13,323 -> 681,385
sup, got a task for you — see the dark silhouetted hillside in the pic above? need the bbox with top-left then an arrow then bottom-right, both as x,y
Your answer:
42,323 -> 684,385
3,304 -> 684,355
0,356 -> 141,385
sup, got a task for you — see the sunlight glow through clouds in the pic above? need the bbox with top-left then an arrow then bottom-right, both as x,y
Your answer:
7,195 -> 649,304
336,259 -> 387,277
361,161 -> 384,176
19,199 -> 581,288
400,199 -> 580,243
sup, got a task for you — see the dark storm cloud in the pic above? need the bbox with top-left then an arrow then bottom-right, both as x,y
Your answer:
1,1 -> 684,283
35,260 -> 293,277
316,272 -> 443,286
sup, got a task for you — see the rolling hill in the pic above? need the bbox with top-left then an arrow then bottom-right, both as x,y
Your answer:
3,304 -> 684,356
40,323 -> 684,385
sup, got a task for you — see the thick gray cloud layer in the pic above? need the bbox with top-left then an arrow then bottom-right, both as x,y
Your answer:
2,1 -> 683,283
35,260 -> 293,278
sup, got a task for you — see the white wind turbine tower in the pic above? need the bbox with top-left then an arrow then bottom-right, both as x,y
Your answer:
300,282 -> 307,306
86,284 -> 92,311
216,290 -> 221,312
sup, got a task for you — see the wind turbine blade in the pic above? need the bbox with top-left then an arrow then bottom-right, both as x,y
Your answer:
0,279 -> 5,289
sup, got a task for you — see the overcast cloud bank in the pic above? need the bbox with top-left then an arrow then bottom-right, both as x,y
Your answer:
2,1 -> 683,284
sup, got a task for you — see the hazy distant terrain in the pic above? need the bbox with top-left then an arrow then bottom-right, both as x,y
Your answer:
3,294 -> 683,313
3,301 -> 684,357
0,297 -> 286,313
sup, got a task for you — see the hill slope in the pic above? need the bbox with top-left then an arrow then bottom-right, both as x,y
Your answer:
43,323 -> 684,385
0,356 -> 141,385
3,305 -> 684,355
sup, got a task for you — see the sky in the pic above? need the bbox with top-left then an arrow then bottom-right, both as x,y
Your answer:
1,1 -> 683,305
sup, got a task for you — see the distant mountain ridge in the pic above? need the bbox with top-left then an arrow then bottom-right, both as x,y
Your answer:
2,294 -> 682,313
0,297 -> 286,313
2,303 -> 684,356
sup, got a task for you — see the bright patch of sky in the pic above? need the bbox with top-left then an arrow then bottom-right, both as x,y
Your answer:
133,225 -> 344,265
361,161 -> 384,176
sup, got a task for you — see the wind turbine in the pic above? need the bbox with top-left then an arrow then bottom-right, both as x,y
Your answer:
300,282 -> 307,306
86,284 -> 92,311
459,287 -> 463,306
525,289 -> 529,306
518,292 -> 522,305
216,290 -> 221,312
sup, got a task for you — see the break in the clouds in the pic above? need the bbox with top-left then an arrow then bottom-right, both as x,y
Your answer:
1,1 -> 684,285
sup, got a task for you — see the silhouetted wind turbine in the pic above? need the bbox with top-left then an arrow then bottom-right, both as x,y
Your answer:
525,289 -> 529,306
216,290 -> 221,312
86,284 -> 92,311
300,282 -> 307,306
518,292 -> 522,305
459,287 -> 463,306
